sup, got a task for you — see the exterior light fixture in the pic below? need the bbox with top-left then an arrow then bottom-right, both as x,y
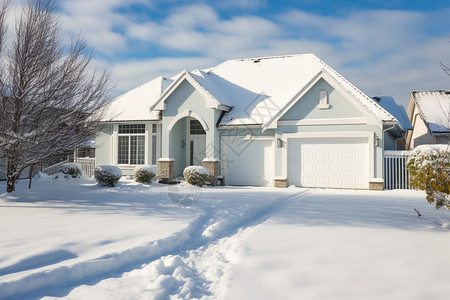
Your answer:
374,135 -> 381,147
277,138 -> 283,148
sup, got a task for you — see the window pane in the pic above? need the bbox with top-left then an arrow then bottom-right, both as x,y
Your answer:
190,120 -> 205,135
190,141 -> 194,165
137,136 -> 145,164
152,135 -> 157,164
152,124 -> 157,134
119,124 -> 145,134
118,136 -> 129,164
130,136 -> 137,164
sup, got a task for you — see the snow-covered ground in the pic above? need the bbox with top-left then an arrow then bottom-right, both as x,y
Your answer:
0,175 -> 449,299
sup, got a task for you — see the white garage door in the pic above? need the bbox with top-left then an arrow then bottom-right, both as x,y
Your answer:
222,138 -> 273,186
288,137 -> 369,189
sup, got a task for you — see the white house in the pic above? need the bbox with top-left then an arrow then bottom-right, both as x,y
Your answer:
96,54 -> 410,189
405,90 -> 450,149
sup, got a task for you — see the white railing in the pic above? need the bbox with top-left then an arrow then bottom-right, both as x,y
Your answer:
74,157 -> 96,178
42,160 -> 69,176
383,150 -> 411,190
42,157 -> 96,178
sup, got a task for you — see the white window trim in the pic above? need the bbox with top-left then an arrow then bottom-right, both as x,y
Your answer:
116,124 -> 146,165
151,123 -> 158,165
317,90 -> 330,109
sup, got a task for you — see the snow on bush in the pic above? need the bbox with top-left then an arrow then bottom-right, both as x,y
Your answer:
134,165 -> 156,184
183,166 -> 209,187
94,165 -> 122,187
407,144 -> 449,209
60,163 -> 82,178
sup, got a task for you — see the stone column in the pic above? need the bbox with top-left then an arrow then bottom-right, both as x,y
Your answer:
369,178 -> 384,190
274,177 -> 288,188
157,158 -> 175,180
202,158 -> 220,186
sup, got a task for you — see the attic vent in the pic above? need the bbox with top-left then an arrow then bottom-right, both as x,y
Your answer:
253,59 -> 261,63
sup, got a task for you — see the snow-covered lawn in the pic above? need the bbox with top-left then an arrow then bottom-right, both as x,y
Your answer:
0,176 -> 449,299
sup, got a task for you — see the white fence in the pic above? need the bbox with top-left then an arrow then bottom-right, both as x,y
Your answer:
42,160 -> 68,176
383,150 -> 411,190
42,157 -> 96,178
74,157 -> 96,177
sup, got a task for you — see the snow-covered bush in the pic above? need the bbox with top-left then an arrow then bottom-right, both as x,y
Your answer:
60,163 -> 82,178
183,166 -> 210,187
407,145 -> 449,209
94,165 -> 122,187
134,165 -> 156,184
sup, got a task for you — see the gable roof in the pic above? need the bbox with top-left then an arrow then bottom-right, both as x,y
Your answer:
371,96 -> 412,132
106,54 -> 401,129
186,54 -> 397,128
410,90 -> 450,135
151,70 -> 232,111
103,75 -> 177,122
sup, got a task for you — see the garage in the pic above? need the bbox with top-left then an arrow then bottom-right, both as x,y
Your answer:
221,137 -> 274,186
288,137 -> 369,189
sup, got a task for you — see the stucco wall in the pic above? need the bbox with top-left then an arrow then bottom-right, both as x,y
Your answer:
280,78 -> 364,121
95,124 -> 112,166
408,105 -> 435,149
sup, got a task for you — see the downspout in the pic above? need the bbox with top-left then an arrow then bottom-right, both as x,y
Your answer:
379,122 -> 397,182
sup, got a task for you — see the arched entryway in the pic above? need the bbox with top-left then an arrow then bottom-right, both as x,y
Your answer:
168,113 -> 208,177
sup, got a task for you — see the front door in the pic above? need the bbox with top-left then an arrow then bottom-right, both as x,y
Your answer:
187,118 -> 206,166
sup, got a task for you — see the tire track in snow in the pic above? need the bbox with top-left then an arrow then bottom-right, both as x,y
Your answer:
0,190 -> 308,299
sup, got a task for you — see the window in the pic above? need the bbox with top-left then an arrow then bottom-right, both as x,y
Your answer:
118,124 -> 145,164
151,136 -> 157,164
190,119 -> 205,135
318,90 -> 330,109
190,141 -> 194,165
119,124 -> 145,134
151,124 -> 158,164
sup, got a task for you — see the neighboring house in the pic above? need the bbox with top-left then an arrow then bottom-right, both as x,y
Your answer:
405,90 -> 450,149
97,54 -> 409,189
371,96 -> 412,150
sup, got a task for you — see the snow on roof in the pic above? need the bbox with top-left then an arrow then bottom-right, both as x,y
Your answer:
190,54 -> 396,127
411,90 -> 450,134
103,76 -> 175,122
105,54 -> 399,127
371,96 -> 412,132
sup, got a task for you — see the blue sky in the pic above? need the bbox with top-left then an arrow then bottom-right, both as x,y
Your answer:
12,0 -> 450,107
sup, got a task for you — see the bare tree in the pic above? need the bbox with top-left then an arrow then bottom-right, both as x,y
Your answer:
0,0 -> 111,192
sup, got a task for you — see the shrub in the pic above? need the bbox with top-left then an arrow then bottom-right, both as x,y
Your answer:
134,165 -> 156,184
94,165 -> 122,187
60,163 -> 82,178
407,145 -> 450,209
183,166 -> 210,187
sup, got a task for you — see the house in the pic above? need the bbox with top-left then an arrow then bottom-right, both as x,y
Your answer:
96,54 -> 409,189
405,90 -> 450,149
371,96 -> 412,150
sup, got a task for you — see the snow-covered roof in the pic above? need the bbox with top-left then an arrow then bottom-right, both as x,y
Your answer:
371,96 -> 412,132
103,76 -> 176,122
107,54 -> 401,128
189,54 -> 396,127
411,90 -> 450,135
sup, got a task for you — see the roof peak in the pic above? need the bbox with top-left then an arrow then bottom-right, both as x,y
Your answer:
206,53 -> 317,73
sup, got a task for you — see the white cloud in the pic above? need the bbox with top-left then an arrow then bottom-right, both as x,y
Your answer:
52,1 -> 449,107
110,56 -> 219,95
